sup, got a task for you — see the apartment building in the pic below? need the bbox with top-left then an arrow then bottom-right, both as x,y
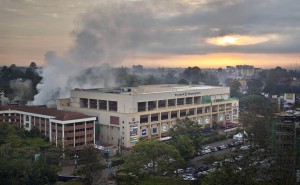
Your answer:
57,84 -> 239,148
274,111 -> 300,182
0,106 -> 96,151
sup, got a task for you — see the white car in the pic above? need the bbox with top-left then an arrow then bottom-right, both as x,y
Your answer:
240,145 -> 250,151
235,155 -> 243,161
174,169 -> 184,174
202,149 -> 212,154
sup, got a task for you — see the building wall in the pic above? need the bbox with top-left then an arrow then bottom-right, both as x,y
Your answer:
0,110 -> 96,151
59,86 -> 239,148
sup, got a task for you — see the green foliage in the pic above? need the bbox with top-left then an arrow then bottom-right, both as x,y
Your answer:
169,118 -> 203,150
75,145 -> 105,185
227,79 -> 241,98
177,79 -> 189,85
169,135 -> 195,160
0,122 -> 60,185
123,139 -> 184,176
202,163 -> 257,185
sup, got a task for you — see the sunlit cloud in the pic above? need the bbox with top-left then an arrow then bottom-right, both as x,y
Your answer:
206,34 -> 279,46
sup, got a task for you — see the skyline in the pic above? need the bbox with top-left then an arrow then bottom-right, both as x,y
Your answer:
1,0 -> 300,69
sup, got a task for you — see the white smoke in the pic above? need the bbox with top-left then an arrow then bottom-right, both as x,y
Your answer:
32,0 -> 187,105
10,79 -> 33,102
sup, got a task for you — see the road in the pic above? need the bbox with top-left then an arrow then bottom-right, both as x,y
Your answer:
189,138 -> 240,167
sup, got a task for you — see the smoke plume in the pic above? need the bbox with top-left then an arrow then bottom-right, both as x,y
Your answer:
10,79 -> 33,103
32,0 -> 160,105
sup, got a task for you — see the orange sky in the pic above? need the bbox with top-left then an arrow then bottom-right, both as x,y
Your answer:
124,53 -> 300,69
1,0 -> 300,70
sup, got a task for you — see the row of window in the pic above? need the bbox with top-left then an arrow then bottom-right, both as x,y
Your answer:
80,98 -> 118,112
140,107 -> 231,123
137,96 -> 216,112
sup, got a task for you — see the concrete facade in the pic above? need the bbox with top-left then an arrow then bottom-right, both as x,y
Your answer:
57,84 -> 239,148
0,106 -> 96,151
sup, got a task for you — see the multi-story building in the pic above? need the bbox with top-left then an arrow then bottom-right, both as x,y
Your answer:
273,111 -> 300,183
0,106 -> 96,151
57,84 -> 239,148
236,65 -> 254,77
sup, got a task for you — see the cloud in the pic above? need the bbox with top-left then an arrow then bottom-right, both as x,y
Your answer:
206,34 -> 279,46
31,0 -> 300,104
104,0 -> 300,55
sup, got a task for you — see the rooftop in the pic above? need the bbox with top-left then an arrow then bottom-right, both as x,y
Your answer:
73,84 -> 226,95
0,105 -> 93,121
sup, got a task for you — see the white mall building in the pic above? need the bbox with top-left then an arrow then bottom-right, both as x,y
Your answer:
57,84 -> 239,148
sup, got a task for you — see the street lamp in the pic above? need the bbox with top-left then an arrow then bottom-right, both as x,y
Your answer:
74,154 -> 79,170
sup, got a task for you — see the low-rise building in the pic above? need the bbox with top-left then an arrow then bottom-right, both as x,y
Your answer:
0,106 -> 96,151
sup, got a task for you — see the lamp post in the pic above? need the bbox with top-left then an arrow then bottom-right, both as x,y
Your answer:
74,154 -> 79,170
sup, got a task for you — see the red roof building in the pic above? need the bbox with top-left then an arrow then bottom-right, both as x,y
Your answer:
0,105 -> 96,151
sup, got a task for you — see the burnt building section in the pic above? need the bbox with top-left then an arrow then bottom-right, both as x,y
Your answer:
0,106 -> 96,151
274,112 -> 300,183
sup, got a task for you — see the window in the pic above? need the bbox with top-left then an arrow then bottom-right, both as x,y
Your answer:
188,109 -> 195,115
158,100 -> 166,108
99,100 -> 107,110
90,99 -> 97,109
26,115 -> 29,121
25,123 -> 29,127
168,99 -> 176,107
161,112 -> 168,120
108,101 -> 118,111
151,114 -> 159,122
197,108 -> 203,114
180,110 -> 186,117
140,115 -> 149,124
177,98 -> 184,106
81,98 -> 88,108
171,111 -> 177,119
138,102 -> 146,112
152,127 -> 157,134
186,97 -> 193,105
194,96 -> 201,104
148,101 -> 157,111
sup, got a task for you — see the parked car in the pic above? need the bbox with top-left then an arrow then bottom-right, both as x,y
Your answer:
213,161 -> 222,167
175,169 -> 184,174
240,145 -> 250,151
231,147 -> 238,153
202,149 -> 212,154
185,167 -> 193,173
235,155 -> 243,161
162,171 -> 168,176
224,158 -> 235,163
211,147 -> 218,152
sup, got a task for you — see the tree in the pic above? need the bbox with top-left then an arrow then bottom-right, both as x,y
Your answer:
169,118 -> 203,151
29,62 -> 37,69
246,79 -> 263,94
75,145 -> 105,185
0,122 -> 60,185
123,139 -> 183,176
177,79 -> 189,85
181,66 -> 203,83
169,135 -> 194,160
202,163 -> 257,185
228,79 -> 241,98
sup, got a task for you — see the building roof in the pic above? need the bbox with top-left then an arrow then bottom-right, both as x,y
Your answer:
0,105 -> 93,121
74,84 -> 226,95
